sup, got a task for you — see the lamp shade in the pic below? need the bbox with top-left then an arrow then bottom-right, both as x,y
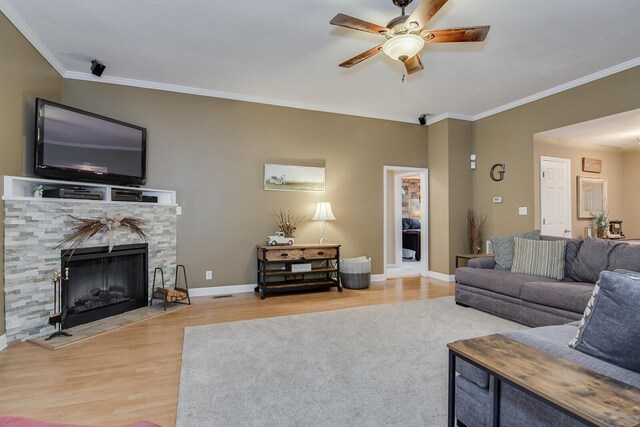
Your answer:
312,202 -> 336,221
382,34 -> 424,62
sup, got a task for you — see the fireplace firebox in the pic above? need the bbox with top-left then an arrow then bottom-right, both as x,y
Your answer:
61,243 -> 148,329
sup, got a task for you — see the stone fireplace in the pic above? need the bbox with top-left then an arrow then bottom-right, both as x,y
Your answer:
4,199 -> 177,344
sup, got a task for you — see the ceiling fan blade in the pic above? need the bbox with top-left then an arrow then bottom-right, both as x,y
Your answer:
339,44 -> 384,68
404,54 -> 424,75
406,0 -> 448,31
421,26 -> 490,43
330,13 -> 388,35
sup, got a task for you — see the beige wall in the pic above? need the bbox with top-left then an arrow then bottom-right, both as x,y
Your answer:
0,13 -> 63,336
533,138 -> 625,238
447,120 -> 474,272
473,66 -> 640,238
427,120 -> 450,274
623,148 -> 640,239
63,80 -> 428,287
427,119 -> 473,275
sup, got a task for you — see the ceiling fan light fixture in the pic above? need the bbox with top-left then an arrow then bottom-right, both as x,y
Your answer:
382,34 -> 424,62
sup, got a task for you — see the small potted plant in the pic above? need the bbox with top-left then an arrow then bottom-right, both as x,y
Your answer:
33,185 -> 43,198
592,211 -> 608,239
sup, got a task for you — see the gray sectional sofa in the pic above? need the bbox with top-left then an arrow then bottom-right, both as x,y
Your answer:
453,236 -> 640,426
455,236 -> 639,327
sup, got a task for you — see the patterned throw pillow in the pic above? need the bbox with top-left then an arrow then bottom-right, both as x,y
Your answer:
569,270 -> 640,373
511,237 -> 566,280
490,230 -> 541,270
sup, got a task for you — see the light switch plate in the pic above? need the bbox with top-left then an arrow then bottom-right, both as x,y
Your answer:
470,161 -> 476,170
205,270 -> 212,280
519,207 -> 528,215
493,196 -> 503,203
176,206 -> 182,215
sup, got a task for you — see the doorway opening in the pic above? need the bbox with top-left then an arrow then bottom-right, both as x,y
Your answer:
383,166 -> 429,279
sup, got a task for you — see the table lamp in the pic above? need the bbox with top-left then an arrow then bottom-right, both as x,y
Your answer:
312,202 -> 336,244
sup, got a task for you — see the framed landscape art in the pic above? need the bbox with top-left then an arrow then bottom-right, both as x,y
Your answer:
264,164 -> 325,192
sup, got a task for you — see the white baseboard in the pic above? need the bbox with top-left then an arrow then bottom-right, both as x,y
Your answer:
0,334 -> 7,352
429,271 -> 456,282
188,284 -> 256,297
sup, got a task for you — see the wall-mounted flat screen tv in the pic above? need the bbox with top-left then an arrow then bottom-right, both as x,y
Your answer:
34,98 -> 146,186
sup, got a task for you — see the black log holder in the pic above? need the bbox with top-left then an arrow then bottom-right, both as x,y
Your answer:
46,267 -> 73,341
149,265 -> 191,311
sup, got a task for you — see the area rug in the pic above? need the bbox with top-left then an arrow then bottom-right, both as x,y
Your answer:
177,297 -> 526,426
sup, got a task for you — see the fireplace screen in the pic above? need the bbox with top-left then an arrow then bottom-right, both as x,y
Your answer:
61,243 -> 148,329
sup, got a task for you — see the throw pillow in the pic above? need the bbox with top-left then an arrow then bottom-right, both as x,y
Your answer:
569,238 -> 619,283
563,239 -> 583,280
490,230 -> 540,270
607,243 -> 640,273
511,237 -> 566,280
568,270 -> 640,373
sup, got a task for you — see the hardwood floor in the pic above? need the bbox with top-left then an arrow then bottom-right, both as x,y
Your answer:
0,277 -> 454,426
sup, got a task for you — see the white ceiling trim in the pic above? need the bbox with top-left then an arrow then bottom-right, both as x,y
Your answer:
0,0 -> 65,76
63,71 -> 419,124
471,56 -> 640,122
2,1 -> 639,126
426,112 -> 474,125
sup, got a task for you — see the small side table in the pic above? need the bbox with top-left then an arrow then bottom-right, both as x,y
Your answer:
455,253 -> 493,268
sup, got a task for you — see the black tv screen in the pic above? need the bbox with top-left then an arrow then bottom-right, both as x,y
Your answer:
35,98 -> 146,186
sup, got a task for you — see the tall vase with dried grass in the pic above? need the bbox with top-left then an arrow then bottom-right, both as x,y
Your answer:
272,210 -> 304,238
467,209 -> 487,255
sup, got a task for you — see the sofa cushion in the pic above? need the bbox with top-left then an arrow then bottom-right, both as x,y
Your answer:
608,243 -> 640,273
563,239 -> 582,281
455,267 -> 558,298
504,323 -> 640,389
569,270 -> 640,373
511,237 -> 566,280
569,238 -> 618,283
520,281 -> 594,314
490,230 -> 540,270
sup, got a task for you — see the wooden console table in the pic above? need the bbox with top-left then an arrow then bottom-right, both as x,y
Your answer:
447,334 -> 640,427
256,243 -> 342,299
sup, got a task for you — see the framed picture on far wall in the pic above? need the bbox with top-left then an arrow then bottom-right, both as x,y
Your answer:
264,164 -> 325,192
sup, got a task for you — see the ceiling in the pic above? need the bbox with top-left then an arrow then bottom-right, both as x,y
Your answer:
536,108 -> 640,149
3,0 -> 640,123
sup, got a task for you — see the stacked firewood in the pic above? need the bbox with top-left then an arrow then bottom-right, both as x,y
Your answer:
153,287 -> 188,302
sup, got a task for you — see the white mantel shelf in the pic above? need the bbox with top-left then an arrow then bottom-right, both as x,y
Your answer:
3,176 -> 176,206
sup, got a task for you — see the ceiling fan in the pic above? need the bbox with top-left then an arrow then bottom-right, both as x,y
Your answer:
330,0 -> 490,75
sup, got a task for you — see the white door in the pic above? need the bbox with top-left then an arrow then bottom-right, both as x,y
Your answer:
540,157 -> 571,237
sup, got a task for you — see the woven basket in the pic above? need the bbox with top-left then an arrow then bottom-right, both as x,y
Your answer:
340,257 -> 371,289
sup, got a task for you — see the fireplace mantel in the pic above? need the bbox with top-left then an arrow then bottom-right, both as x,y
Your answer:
2,177 -> 178,345
3,175 -> 176,206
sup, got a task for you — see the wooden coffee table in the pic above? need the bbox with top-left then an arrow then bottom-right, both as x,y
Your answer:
447,334 -> 640,427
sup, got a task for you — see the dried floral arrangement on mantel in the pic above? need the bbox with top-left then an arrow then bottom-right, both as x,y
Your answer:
56,213 -> 147,257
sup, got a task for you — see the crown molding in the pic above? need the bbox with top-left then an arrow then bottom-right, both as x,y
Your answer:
0,1 -> 65,76
63,71 -> 418,125
426,112 -> 474,125
471,56 -> 640,121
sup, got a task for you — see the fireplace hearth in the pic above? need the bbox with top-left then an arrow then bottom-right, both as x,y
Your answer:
61,244 -> 148,329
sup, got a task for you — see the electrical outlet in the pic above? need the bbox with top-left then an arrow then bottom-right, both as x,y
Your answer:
205,270 -> 212,280
519,207 -> 528,216
176,206 -> 182,215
